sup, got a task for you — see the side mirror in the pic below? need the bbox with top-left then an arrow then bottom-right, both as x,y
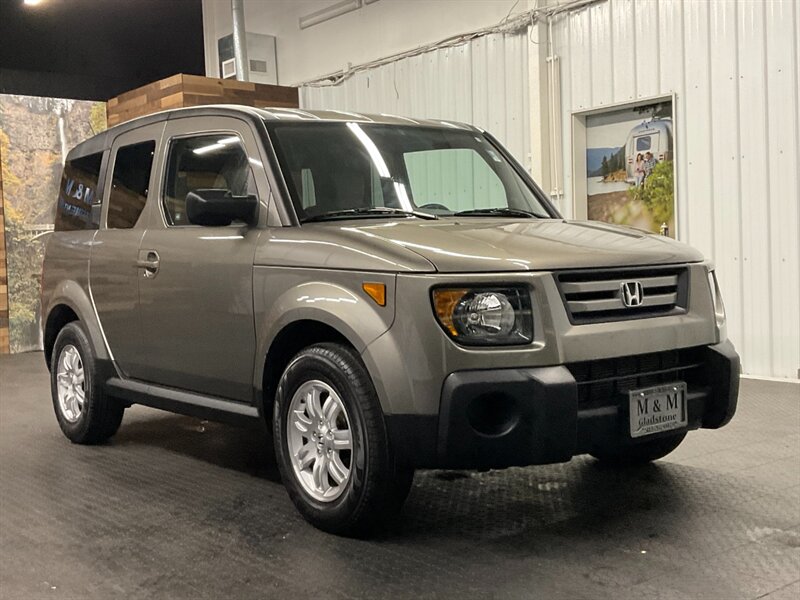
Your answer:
185,189 -> 257,226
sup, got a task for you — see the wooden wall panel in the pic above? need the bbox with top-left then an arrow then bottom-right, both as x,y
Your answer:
107,74 -> 299,126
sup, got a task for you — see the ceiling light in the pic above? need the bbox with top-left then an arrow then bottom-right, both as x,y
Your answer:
24,0 -> 43,6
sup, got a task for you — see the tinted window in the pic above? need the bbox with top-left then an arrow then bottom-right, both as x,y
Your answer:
107,141 -> 155,229
163,135 -> 256,226
404,148 -> 506,211
268,122 -> 549,220
55,152 -> 104,231
636,136 -> 652,151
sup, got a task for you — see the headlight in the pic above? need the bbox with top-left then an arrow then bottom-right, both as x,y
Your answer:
432,287 -> 533,346
707,269 -> 727,330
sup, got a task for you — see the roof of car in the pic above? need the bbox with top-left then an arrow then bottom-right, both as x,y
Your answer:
257,107 -> 477,129
68,104 -> 479,159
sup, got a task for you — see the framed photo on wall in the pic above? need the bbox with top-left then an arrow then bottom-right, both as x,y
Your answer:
571,95 -> 676,238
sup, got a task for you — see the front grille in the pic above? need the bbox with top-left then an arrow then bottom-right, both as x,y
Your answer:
567,347 -> 708,409
556,266 -> 688,324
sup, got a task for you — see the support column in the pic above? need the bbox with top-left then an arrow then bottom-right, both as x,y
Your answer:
527,1 -> 552,197
232,0 -> 250,82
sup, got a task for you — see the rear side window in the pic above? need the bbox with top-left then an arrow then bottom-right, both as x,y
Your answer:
55,152 -> 104,231
636,136 -> 652,152
107,141 -> 155,229
162,134 -> 256,226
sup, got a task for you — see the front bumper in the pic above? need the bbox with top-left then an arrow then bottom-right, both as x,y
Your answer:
386,340 -> 740,469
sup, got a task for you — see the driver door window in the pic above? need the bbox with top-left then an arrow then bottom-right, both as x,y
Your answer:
163,134 -> 256,226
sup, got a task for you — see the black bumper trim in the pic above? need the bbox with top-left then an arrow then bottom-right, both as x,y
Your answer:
702,339 -> 740,428
385,341 -> 740,469
437,366 -> 577,469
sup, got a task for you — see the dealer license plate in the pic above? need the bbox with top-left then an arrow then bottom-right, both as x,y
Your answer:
629,382 -> 687,438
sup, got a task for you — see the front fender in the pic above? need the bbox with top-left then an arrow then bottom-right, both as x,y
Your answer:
252,267 -> 397,401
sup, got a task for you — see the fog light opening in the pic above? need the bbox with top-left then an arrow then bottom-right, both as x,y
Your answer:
466,393 -> 520,437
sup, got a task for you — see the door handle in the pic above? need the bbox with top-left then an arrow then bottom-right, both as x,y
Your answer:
136,250 -> 160,278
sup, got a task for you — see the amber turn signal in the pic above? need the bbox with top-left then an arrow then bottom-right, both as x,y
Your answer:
432,288 -> 469,336
362,282 -> 387,306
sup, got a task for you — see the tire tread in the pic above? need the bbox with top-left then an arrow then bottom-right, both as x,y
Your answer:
51,321 -> 124,445
274,342 -> 411,536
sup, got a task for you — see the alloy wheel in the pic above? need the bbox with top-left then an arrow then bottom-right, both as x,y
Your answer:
287,380 -> 353,502
56,344 -> 85,423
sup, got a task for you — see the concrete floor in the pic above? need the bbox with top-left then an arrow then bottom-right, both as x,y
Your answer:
1,352 -> 798,600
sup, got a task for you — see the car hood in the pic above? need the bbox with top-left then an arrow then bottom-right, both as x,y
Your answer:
260,218 -> 704,273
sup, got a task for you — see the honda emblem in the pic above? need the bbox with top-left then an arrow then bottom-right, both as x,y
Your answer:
620,281 -> 645,307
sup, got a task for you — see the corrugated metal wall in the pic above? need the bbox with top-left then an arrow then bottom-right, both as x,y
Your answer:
300,33 -> 531,171
299,1 -> 799,379
552,0 -> 799,378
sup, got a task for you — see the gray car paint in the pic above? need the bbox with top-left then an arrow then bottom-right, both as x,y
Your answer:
89,122 -> 165,378
42,106 -> 725,422
41,232 -> 108,363
126,116 -> 273,402
259,218 -> 703,273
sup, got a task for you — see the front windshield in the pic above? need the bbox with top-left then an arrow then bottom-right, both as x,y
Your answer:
266,121 -> 552,221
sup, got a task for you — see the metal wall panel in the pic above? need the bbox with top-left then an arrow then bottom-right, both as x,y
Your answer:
708,0 -> 744,374
764,0 -> 800,378
300,33 -> 531,171
553,0 -> 800,378
610,0 -> 636,103
589,1 -> 613,107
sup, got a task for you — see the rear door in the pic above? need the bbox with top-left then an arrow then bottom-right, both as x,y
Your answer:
131,116 -> 269,402
90,123 -> 164,375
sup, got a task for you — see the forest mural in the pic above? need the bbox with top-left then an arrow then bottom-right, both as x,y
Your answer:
0,95 -> 106,353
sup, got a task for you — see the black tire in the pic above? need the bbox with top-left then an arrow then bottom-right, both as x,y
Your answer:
50,321 -> 124,444
273,342 -> 412,536
590,432 -> 686,467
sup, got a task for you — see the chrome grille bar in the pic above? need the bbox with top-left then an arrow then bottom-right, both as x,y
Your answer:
569,292 -> 678,314
557,266 -> 688,324
560,274 -> 678,295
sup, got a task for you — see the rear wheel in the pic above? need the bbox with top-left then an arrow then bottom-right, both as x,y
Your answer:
273,343 -> 412,536
590,432 -> 686,466
51,322 -> 124,444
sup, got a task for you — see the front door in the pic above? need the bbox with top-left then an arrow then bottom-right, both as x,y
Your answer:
131,117 -> 270,403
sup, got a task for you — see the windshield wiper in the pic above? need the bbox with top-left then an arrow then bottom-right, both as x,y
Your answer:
302,206 -> 438,222
453,207 -> 547,218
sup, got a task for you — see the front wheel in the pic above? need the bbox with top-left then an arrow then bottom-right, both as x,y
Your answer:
273,343 -> 412,536
590,432 -> 686,466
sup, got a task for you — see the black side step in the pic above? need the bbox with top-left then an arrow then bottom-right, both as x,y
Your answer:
105,377 -> 260,426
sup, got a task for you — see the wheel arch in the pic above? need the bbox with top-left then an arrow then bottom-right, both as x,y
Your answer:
43,304 -> 79,370
259,319 -> 356,424
42,280 -> 110,370
252,273 -> 397,423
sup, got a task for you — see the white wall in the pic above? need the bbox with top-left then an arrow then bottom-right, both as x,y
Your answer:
551,0 -> 800,379
201,0 -> 523,85
300,33 -> 531,171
